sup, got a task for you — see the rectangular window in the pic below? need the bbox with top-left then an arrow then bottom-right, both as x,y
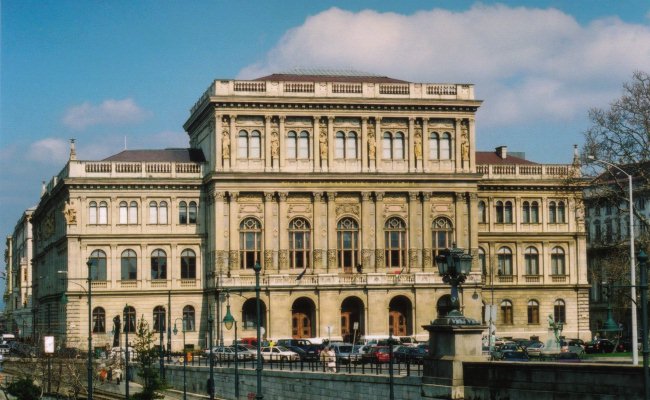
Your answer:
128,203 -> 137,224
119,206 -> 128,224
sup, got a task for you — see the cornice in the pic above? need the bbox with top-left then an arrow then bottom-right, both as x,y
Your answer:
68,183 -> 203,191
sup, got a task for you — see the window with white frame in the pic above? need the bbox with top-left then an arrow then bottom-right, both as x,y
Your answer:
119,201 -> 138,224
478,200 -> 487,223
153,306 -> 166,332
88,249 -> 107,280
527,300 -> 539,324
524,246 -> 539,275
181,249 -> 196,279
121,249 -> 137,280
385,217 -> 407,269
151,249 -> 167,280
337,217 -> 359,271
428,131 -> 452,160
335,131 -> 358,159
382,131 -> 405,160
149,201 -> 168,224
237,130 -> 261,159
183,305 -> 196,331
554,299 -> 566,323
240,217 -> 262,269
179,201 -> 198,225
551,246 -> 566,275
432,217 -> 453,260
289,218 -> 311,269
501,300 -> 513,324
497,247 -> 513,275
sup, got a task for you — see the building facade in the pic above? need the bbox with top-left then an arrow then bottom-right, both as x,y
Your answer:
20,71 -> 590,352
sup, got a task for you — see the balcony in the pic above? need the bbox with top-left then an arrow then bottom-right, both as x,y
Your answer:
476,164 -> 579,179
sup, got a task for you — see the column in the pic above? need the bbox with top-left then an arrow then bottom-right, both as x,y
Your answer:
214,112 -> 222,172
264,192 -> 275,271
372,117 -> 381,172
454,192 -> 467,249
408,192 -> 420,271
313,192 -> 326,272
408,117 -> 416,172
374,192 -> 384,271
228,192 -> 239,273
361,117 -> 369,173
454,118 -> 462,172
422,118 -> 429,173
468,118 -> 476,171
278,192 -> 288,271
326,192 -> 337,273
229,115 -> 237,170
313,117 -> 320,172
421,192 -> 431,271
361,192 -> 373,269
214,191 -> 227,274
264,116 -> 272,171
327,117 -> 335,167
279,116 -> 286,169
468,192 -> 479,257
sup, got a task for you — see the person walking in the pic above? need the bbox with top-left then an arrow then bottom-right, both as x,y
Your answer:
326,346 -> 336,373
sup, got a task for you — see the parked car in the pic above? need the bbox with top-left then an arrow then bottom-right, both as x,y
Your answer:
393,345 -> 427,364
234,344 -> 258,359
525,341 -> 545,358
330,343 -> 362,364
501,351 -> 529,362
491,342 -> 524,360
275,339 -> 321,360
260,346 -> 300,362
0,344 -> 10,355
560,339 -> 585,355
361,346 -> 392,364
585,339 -> 616,354
204,346 -> 253,361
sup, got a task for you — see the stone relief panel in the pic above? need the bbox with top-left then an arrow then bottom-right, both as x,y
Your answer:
239,204 -> 263,215
285,117 -> 313,127
264,250 -> 274,268
314,249 -> 324,268
409,248 -> 419,267
236,116 -> 264,126
229,250 -> 239,270
422,248 -> 432,267
428,119 -> 455,129
287,204 -> 313,216
381,117 -> 408,129
375,249 -> 385,268
63,200 -> 77,225
362,249 -> 373,266
327,249 -> 337,265
279,250 -> 288,269
216,250 -> 228,270
334,117 -> 361,127
336,203 -> 360,217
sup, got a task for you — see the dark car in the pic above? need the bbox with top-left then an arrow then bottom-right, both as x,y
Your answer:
393,346 -> 427,364
501,351 -> 529,362
554,352 -> 581,362
585,339 -> 616,354
491,342 -> 525,360
276,339 -> 320,361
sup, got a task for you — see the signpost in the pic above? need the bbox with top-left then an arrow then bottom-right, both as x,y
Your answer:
44,336 -> 55,394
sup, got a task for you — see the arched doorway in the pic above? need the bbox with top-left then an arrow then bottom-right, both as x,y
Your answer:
292,297 -> 316,339
341,297 -> 365,343
437,295 -> 453,318
388,296 -> 412,337
242,299 -> 267,333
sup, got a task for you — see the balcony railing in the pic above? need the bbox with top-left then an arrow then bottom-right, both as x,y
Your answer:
477,164 -> 579,179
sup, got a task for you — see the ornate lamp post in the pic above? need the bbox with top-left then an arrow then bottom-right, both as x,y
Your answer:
434,245 -> 477,325
223,294 -> 239,399
208,311 -> 214,400
253,261 -> 264,399
173,317 -> 188,400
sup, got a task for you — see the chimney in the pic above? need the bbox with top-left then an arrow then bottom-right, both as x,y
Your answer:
69,138 -> 77,161
495,146 -> 508,159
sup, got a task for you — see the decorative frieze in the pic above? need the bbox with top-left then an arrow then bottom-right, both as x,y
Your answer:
287,204 -> 313,215
279,250 -> 288,269
362,249 -> 373,266
336,203 -> 360,217
229,250 -> 239,269
264,250 -> 274,268
313,249 -> 324,268
375,249 -> 385,268
327,249 -> 337,265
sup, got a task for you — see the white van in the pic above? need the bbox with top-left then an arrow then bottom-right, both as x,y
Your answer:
1,334 -> 16,344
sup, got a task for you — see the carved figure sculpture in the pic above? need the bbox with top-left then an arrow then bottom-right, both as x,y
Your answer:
367,128 -> 376,160
319,127 -> 328,160
461,120 -> 470,161
414,130 -> 423,159
63,200 -> 77,224
222,130 -> 230,159
271,131 -> 279,157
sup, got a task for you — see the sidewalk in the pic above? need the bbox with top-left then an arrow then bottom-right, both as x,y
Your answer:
95,379 -> 225,400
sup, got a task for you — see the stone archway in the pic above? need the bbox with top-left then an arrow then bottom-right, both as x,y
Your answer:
291,297 -> 316,339
388,296 -> 413,337
341,296 -> 365,343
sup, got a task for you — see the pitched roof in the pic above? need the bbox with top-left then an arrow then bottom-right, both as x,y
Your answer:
254,68 -> 408,84
102,148 -> 205,163
475,151 -> 536,165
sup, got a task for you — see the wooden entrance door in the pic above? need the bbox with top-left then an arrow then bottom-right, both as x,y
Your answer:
389,310 -> 407,336
292,312 -> 312,338
341,312 -> 351,342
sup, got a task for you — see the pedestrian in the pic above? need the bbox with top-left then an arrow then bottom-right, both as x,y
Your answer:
326,347 -> 336,373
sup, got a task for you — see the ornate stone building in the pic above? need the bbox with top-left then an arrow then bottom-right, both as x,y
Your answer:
22,70 -> 589,351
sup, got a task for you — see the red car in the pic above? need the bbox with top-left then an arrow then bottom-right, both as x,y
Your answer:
362,346 -> 392,364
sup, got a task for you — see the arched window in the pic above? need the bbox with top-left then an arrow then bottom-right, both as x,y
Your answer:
238,130 -> 249,158
297,130 -> 310,159
383,132 -> 392,159
440,132 -> 451,160
496,201 -> 504,223
524,247 -> 539,275
337,218 -> 359,271
159,201 -> 168,224
120,201 -> 129,224
98,201 -> 108,224
335,132 -> 345,158
504,201 -> 513,223
153,306 -> 166,333
531,201 -> 539,223
551,246 -> 566,275
129,201 -> 138,224
385,217 -> 407,269
89,250 -> 107,281
250,130 -> 261,158
123,306 -> 136,333
478,247 -> 487,276
121,249 -> 137,280
151,249 -> 167,280
179,201 -> 187,224
527,300 -> 539,324
181,249 -> 196,279
92,307 -> 106,333
432,217 -> 453,259
497,247 -> 513,276
89,201 -> 98,224
549,201 -> 557,223
240,218 -> 262,269
346,132 -> 358,159
501,300 -> 513,324
188,201 -> 197,224
478,201 -> 487,223
149,201 -> 158,224
522,201 -> 530,223
428,132 -> 439,159
554,299 -> 566,323
183,305 -> 196,331
557,201 -> 566,223
287,131 -> 297,159
289,218 -> 311,269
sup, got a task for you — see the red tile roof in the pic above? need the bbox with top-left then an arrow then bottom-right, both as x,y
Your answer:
475,151 -> 536,165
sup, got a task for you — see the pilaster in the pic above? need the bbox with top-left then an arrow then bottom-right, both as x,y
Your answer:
264,116 -> 272,171
374,192 -> 384,271
408,191 -> 420,271
228,192 -> 239,272
279,116 -> 286,169
229,115 -> 237,170
361,117 -> 369,173
422,118 -> 429,172
313,192 -> 325,271
422,192 -> 432,271
408,117 -> 416,172
278,192 -> 288,271
326,192 -> 337,273
454,118 -> 462,172
327,116 -> 335,169
361,191 -> 373,269
264,192 -> 275,271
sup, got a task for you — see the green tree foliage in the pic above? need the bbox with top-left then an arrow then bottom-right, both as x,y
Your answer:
6,377 -> 41,400
131,315 -> 164,400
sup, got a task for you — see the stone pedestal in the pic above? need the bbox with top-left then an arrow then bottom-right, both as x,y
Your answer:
421,321 -> 486,399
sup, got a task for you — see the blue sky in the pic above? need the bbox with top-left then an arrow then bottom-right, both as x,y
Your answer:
1,1 -> 649,302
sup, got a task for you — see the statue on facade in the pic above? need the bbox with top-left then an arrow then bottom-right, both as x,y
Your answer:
112,315 -> 121,348
367,127 -> 376,160
319,127 -> 328,160
222,130 -> 230,159
461,120 -> 470,161
414,130 -> 423,160
271,130 -> 279,158
63,200 -> 77,225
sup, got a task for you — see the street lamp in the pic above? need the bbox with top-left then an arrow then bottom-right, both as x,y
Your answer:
434,244 -> 478,325
637,250 -> 649,400
588,155 -> 638,365
223,294 -> 239,399
158,310 -> 165,382
253,261 -> 264,400
173,317 -> 188,400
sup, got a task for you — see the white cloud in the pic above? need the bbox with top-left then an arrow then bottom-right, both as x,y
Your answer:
239,5 -> 650,128
26,138 -> 69,164
63,98 -> 150,130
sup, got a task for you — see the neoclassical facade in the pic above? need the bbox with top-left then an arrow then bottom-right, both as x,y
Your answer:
17,71 -> 589,352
